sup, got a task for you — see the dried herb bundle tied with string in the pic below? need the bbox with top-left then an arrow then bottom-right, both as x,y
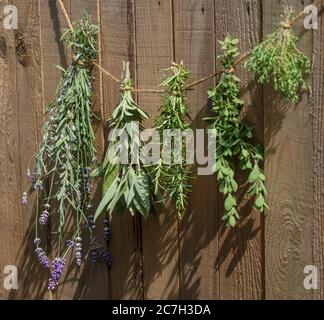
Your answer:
93,62 -> 157,220
245,6 -> 311,102
153,63 -> 192,218
28,16 -> 111,291
205,37 -> 268,227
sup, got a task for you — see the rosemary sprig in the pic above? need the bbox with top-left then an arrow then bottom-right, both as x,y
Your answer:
29,16 -> 111,290
93,62 -> 157,220
245,6 -> 311,102
205,36 -> 268,227
153,62 -> 192,219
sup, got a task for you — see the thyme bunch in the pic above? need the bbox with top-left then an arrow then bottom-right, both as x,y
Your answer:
153,62 -> 191,218
205,36 -> 268,227
29,16 -> 110,287
93,62 -> 156,220
245,6 -> 311,102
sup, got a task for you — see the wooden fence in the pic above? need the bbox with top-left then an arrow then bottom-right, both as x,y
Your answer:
0,0 -> 323,300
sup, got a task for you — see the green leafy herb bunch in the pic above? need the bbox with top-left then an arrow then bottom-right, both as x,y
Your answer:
153,62 -> 192,218
245,6 -> 311,102
205,36 -> 268,227
93,62 -> 157,220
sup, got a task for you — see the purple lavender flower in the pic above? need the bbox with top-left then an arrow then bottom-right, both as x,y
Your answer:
104,218 -> 111,241
35,247 -> 50,268
87,183 -> 93,194
83,168 -> 93,194
48,258 -> 67,291
75,237 -> 82,266
66,240 -> 74,248
27,170 -> 36,188
87,214 -> 95,229
34,238 -> 41,246
39,210 -> 49,225
36,180 -> 44,191
90,239 -> 99,264
22,192 -> 28,205
98,246 -> 112,268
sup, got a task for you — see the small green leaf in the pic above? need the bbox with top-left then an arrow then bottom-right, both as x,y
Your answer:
224,194 -> 236,211
228,215 -> 237,227
103,164 -> 120,194
248,164 -> 260,183
255,194 -> 265,208
94,178 -> 119,221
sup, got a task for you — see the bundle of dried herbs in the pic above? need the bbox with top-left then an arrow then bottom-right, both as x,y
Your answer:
205,36 -> 268,227
93,62 -> 157,220
245,6 -> 311,102
153,62 -> 192,218
27,16 -> 111,290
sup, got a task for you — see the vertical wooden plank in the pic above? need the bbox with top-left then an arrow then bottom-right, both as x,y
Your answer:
40,0 -> 71,108
0,0 -> 20,300
264,0 -> 314,300
173,0 -> 219,299
39,0 -> 71,300
214,0 -> 263,300
4,0 -> 47,299
135,0 -> 179,300
53,0 -> 109,300
312,3 -> 324,300
101,0 -> 143,300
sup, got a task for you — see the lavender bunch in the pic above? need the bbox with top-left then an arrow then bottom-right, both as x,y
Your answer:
28,16 -> 100,288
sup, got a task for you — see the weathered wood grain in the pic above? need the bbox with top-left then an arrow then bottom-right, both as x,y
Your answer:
264,0 -> 314,300
312,2 -> 324,300
173,0 -> 219,300
101,0 -> 144,300
214,0 -> 263,300
0,0 -> 20,300
0,0 -> 323,301
135,0 -> 180,300
3,0 -> 47,300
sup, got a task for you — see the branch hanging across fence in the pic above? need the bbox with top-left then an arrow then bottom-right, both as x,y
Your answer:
58,0 -> 322,94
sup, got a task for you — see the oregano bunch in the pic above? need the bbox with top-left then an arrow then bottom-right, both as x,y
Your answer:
93,62 -> 157,220
245,6 -> 311,102
153,62 -> 191,218
205,36 -> 268,227
26,16 -> 111,291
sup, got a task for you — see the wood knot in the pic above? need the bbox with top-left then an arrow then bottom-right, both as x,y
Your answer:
15,32 -> 28,66
0,36 -> 7,58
